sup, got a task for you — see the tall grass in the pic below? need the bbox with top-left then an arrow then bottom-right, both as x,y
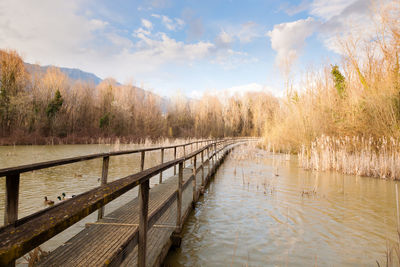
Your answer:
299,136 -> 400,180
264,1 -> 400,180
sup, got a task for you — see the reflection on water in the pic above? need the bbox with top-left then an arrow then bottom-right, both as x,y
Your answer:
165,146 -> 400,266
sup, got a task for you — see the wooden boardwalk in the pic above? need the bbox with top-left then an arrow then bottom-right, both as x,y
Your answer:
0,139 -> 252,266
38,166 -> 210,266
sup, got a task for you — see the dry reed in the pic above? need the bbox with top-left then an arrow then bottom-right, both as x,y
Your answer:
298,135 -> 400,180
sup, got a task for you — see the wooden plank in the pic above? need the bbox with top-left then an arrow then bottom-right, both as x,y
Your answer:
138,180 -> 149,267
98,156 -> 110,220
38,168 -> 194,267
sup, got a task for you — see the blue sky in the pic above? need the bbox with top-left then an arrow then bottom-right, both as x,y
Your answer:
0,0 -> 374,97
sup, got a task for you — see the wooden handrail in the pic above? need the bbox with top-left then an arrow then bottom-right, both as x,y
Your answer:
0,139 -> 219,177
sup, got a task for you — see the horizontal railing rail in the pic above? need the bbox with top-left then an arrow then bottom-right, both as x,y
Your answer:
0,137 -> 258,266
0,139 -> 217,177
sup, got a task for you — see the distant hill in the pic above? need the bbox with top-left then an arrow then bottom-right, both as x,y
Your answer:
24,62 -> 170,113
25,63 -> 102,85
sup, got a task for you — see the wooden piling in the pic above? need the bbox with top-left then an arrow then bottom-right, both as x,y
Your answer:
138,180 -> 149,267
193,155 -> 197,202
177,162 -> 183,229
4,174 -> 19,226
98,156 -> 110,220
159,148 -> 164,184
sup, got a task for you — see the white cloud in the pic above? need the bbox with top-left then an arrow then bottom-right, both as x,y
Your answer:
89,19 -> 109,30
236,22 -> 260,43
310,0 -> 358,20
216,22 -> 262,46
0,0 -> 96,66
134,27 -> 151,38
315,0 -> 375,54
141,19 -> 153,30
0,0 -> 259,97
281,0 -> 311,16
152,14 -> 185,31
215,31 -> 234,48
267,17 -> 318,72
133,31 -> 214,61
268,0 -> 378,76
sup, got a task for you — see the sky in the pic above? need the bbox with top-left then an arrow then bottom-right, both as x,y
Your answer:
0,0 -> 376,98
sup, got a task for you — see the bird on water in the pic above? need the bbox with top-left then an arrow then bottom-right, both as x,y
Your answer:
44,196 -> 54,205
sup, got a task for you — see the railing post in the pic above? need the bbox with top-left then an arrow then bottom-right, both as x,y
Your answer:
214,143 -> 217,162
190,143 -> 193,164
177,162 -> 183,229
140,151 -> 145,172
201,151 -> 204,186
174,147 -> 177,175
138,179 -> 149,267
217,142 -> 220,160
192,155 -> 197,202
138,150 -> 145,198
207,146 -> 210,169
183,145 -> 186,168
98,156 -> 109,220
159,148 -> 164,184
4,174 -> 20,226
212,143 -> 215,166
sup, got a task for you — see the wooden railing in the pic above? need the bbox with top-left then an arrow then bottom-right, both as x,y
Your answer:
0,138 -> 255,266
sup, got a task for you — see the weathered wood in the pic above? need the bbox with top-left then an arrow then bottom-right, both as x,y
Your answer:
98,156 -> 110,220
201,151 -> 205,186
0,139 -> 218,177
0,158 -> 182,266
140,151 -> 145,172
207,147 -> 210,169
183,145 -> 186,168
138,180 -> 149,267
177,162 -> 183,230
4,174 -> 20,226
214,143 -> 217,163
193,155 -> 197,203
159,148 -> 164,184
4,174 -> 19,267
190,143 -> 193,164
173,147 -> 177,175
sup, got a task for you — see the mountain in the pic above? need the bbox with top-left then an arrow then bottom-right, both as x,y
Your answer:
24,63 -> 102,85
24,62 -> 170,113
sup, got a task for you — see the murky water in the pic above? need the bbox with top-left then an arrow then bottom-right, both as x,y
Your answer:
165,146 -> 400,266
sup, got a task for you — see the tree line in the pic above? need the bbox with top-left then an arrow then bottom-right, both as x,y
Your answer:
0,49 -> 276,144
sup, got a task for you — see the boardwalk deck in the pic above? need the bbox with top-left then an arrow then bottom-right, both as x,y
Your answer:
37,162 -> 217,266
